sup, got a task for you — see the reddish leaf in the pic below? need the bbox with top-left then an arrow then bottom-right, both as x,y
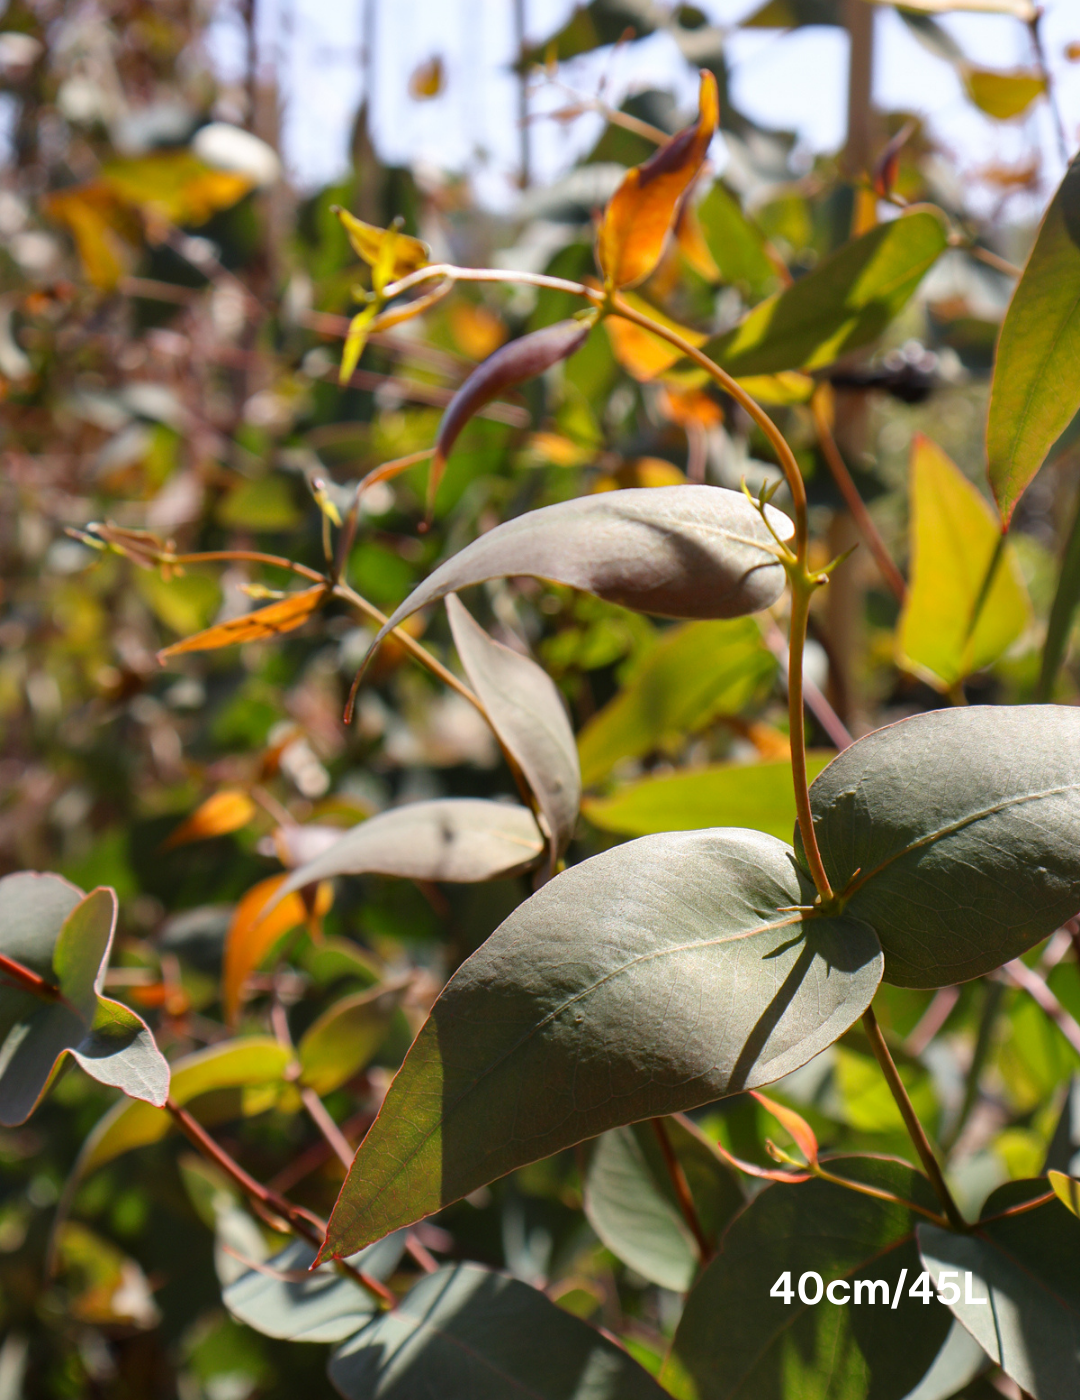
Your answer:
750,1090 -> 819,1167
223,875 -> 333,1026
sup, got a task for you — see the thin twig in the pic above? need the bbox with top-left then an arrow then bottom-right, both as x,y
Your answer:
1029,12 -> 1070,166
1002,958 -> 1080,1058
862,1008 -> 967,1230
942,978 -> 1004,1154
905,986 -> 960,1058
300,1087 -> 356,1170
651,1118 -> 714,1264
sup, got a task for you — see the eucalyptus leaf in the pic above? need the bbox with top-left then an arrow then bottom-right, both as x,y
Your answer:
271,799 -> 544,910
918,1180 -> 1080,1400
365,488 -> 793,672
577,617 -> 776,787
705,211 -> 948,377
987,156 -> 1080,525
900,1323 -> 989,1400
0,879 -> 168,1126
222,1234 -> 405,1343
696,182 -> 778,303
298,986 -> 398,1097
802,706 -> 1080,988
321,828 -> 882,1258
584,754 -> 833,840
447,595 -> 580,861
667,1157 -> 952,1400
328,1262 -> 669,1399
1037,488 -> 1080,700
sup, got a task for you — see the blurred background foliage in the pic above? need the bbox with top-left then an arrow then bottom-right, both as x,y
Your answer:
2,1 -> 1080,1397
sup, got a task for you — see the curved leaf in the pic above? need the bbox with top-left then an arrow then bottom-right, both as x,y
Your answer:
224,875 -> 333,1026
321,828 -> 882,1258
696,182 -> 778,303
584,754 -> 834,840
801,706 -> 1080,988
158,585 -> 328,660
447,596 -> 580,861
298,986 -> 399,1097
988,156 -> 1080,524
328,1262 -> 669,1399
271,800 -> 545,914
364,487 -> 793,678
577,617 -> 776,787
705,211 -> 948,377
163,790 -> 257,850
667,1157 -> 952,1400
918,1180 -> 1080,1400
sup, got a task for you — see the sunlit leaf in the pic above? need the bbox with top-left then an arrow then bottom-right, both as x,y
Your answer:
706,210 -> 948,377
862,0 -> 1035,16
597,70 -> 719,290
135,568 -> 221,636
320,828 -> 881,1257
963,66 -> 1045,120
695,182 -> 779,302
333,207 -> 429,279
987,157 -> 1080,525
447,596 -> 580,861
43,185 -> 135,289
576,617 -> 777,786
339,304 -> 379,384
101,151 -> 252,225
604,292 -> 707,380
584,754 -> 833,840
408,55 -> 445,100
1048,1169 -> 1080,1219
802,705 -> 1080,988
223,875 -> 333,1026
448,301 -> 507,360
298,985 -> 399,1097
163,791 -> 257,850
157,585 -> 328,660
918,1180 -> 1080,1399
897,435 -> 1031,691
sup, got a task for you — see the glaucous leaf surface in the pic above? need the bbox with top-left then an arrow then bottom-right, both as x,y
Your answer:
899,1323 -> 988,1400
705,212 -> 947,377
321,829 -> 882,1257
801,706 -> 1080,988
897,436 -> 1030,691
365,488 -> 793,665
447,596 -> 580,860
584,1116 -> 743,1291
74,1037 -> 291,1178
584,754 -> 833,840
328,1262 -> 668,1399
987,155 -> 1080,524
271,799 -> 544,910
576,617 -> 776,787
667,1157 -> 952,1400
0,879 -> 167,1125
918,1180 -> 1080,1400
222,1234 -> 405,1344
298,986 -> 398,1097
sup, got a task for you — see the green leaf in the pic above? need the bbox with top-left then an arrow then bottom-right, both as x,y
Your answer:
667,1157 -> 952,1400
0,879 -> 168,1126
705,211 -> 948,377
221,1234 -> 405,1343
298,986 -> 397,1097
988,157 -> 1080,525
897,435 -> 1031,691
584,754 -> 834,840
962,66 -> 1045,120
320,828 -> 881,1257
801,705 -> 1080,988
365,488 -> 793,667
1037,483 -> 1080,700
577,618 -> 777,787
918,1179 -> 1080,1400
696,183 -> 779,302
447,596 -> 581,860
215,476 -> 302,532
328,1262 -> 669,1398
73,1036 -> 292,1179
583,1116 -> 743,1291
135,568 -> 222,636
270,800 -> 545,912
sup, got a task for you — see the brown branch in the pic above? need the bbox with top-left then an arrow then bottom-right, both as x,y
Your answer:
651,1118 -> 714,1264
1002,958 -> 1080,1058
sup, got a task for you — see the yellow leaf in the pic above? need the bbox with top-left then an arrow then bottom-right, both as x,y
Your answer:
603,291 -> 707,381
223,875 -> 333,1025
591,458 -> 687,492
101,151 -> 252,225
340,304 -> 378,384
408,55 -> 445,100
163,791 -> 257,850
675,199 -> 721,282
157,585 -> 328,660
1048,1170 -> 1080,1219
962,66 -> 1045,121
449,301 -> 508,360
897,435 -> 1031,691
43,186 -> 137,289
734,372 -> 814,405
597,70 -> 719,290
333,207 -> 429,281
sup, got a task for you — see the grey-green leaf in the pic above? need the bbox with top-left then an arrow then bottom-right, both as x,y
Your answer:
223,1235 -> 405,1344
900,1323 -> 988,1400
801,706 -> 1080,988
667,1156 -> 952,1400
328,1262 -> 669,1399
272,799 -> 544,909
918,1180 -> 1080,1400
365,487 -> 792,665
321,828 -> 882,1257
447,595 -> 580,863
584,1116 -> 743,1291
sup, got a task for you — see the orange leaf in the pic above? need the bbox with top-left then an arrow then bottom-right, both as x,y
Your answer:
604,293 -> 707,381
675,199 -> 721,282
162,790 -> 257,850
408,55 -> 445,100
157,585 -> 327,660
449,301 -> 508,360
223,875 -> 333,1026
750,1090 -> 819,1167
597,69 -> 719,290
